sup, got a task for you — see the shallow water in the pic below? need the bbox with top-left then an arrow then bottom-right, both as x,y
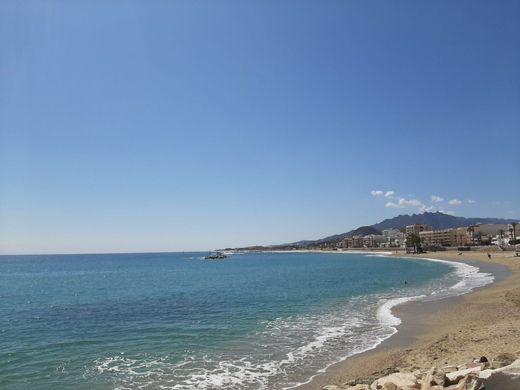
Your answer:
0,251 -> 492,389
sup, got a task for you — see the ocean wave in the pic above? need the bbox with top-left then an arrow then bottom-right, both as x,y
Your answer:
399,256 -> 494,300
89,303 -> 394,390
376,295 -> 425,327
88,254 -> 495,390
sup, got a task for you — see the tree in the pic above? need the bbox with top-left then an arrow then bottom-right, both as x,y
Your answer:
467,226 -> 475,244
509,222 -> 518,245
406,233 -> 422,253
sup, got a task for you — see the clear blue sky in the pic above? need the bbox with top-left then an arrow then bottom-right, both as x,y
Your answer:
1,1 -> 519,254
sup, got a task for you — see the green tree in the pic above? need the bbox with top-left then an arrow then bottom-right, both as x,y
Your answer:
406,233 -> 422,253
509,222 -> 518,245
468,226 -> 475,245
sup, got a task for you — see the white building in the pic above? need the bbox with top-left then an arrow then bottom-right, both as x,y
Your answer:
381,228 -> 406,247
468,224 -> 511,245
405,224 -> 433,236
363,234 -> 387,248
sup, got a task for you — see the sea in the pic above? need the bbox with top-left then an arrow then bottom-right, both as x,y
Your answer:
0,251 -> 494,390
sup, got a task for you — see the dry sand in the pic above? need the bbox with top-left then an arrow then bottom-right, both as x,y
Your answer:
296,250 -> 520,389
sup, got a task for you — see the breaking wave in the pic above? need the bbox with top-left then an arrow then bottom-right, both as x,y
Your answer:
88,255 -> 494,390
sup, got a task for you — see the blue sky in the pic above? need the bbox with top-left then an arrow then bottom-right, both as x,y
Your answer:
1,1 -> 519,254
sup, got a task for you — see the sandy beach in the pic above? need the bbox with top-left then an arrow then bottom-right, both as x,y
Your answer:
296,250 -> 520,389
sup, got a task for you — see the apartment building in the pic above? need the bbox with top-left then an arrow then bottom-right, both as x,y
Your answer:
405,224 -> 433,236
467,223 -> 511,244
419,227 -> 469,247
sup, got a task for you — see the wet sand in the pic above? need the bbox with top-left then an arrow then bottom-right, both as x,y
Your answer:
295,250 -> 520,389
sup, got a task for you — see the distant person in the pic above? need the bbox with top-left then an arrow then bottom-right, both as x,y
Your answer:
487,253 -> 491,259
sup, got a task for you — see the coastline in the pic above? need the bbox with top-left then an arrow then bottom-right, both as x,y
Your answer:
293,250 -> 519,390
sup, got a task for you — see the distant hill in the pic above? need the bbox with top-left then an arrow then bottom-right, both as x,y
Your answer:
273,212 -> 517,248
371,212 -> 517,231
233,212 -> 518,250
315,226 -> 382,243
273,226 -> 381,247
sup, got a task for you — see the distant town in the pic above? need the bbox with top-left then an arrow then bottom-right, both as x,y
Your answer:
229,212 -> 519,253
333,222 -> 518,252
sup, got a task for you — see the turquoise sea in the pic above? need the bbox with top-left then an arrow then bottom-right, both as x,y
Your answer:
0,251 -> 493,390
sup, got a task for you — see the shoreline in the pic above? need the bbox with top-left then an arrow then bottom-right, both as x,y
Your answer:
293,250 -> 519,390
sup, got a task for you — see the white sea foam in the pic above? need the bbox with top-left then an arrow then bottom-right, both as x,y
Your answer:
401,255 -> 494,298
376,295 -> 425,327
89,253 -> 496,390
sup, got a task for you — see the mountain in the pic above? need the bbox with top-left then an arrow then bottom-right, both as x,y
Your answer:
234,212 -> 518,250
371,212 -> 517,231
315,226 -> 382,243
276,212 -> 517,248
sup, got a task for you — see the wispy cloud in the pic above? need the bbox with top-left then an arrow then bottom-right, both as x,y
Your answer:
431,195 -> 444,203
384,191 -> 395,199
374,191 -> 464,215
385,197 -> 423,209
440,210 -> 456,215
467,199 -> 477,204
401,198 -> 422,207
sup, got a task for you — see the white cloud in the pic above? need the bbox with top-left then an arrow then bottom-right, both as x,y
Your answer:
431,195 -> 444,203
378,192 -> 461,214
384,191 -> 395,199
399,198 -> 422,207
386,197 -> 423,209
467,199 -> 477,204
438,209 -> 456,215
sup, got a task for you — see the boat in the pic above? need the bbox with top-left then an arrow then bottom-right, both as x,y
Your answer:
204,251 -> 228,260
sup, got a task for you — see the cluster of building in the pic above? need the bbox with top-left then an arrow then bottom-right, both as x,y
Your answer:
337,228 -> 406,249
335,223 -> 518,249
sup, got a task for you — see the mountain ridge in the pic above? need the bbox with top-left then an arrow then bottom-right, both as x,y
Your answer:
269,212 -> 518,249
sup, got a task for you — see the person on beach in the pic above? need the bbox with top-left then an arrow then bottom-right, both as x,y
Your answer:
487,253 -> 491,259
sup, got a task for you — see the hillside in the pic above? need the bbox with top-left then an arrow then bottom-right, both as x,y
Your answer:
276,212 -> 517,248
234,212 -> 518,250
315,226 -> 382,243
371,212 -> 517,231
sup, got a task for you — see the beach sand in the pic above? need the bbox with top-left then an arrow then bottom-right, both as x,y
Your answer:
295,250 -> 520,389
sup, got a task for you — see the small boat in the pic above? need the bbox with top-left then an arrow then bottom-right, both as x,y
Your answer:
205,251 -> 228,260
